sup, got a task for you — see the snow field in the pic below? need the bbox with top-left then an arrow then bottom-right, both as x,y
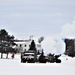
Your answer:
0,54 -> 75,75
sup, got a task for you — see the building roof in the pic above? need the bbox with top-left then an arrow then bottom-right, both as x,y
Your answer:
14,39 -> 31,42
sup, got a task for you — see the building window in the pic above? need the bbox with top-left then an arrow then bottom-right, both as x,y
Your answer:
16,44 -> 18,46
37,44 -> 41,47
24,49 -> 26,52
20,44 -> 22,47
25,44 -> 26,47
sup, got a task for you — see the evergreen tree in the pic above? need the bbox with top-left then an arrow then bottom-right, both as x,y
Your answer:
29,40 -> 36,51
0,29 -> 16,58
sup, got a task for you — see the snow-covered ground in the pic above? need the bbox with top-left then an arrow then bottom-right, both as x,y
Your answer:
0,53 -> 75,75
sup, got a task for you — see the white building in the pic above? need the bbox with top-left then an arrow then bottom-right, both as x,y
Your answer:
14,39 -> 43,53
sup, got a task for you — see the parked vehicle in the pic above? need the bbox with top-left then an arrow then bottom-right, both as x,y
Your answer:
21,50 -> 37,63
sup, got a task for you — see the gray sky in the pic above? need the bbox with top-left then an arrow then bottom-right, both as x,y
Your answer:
0,0 -> 75,39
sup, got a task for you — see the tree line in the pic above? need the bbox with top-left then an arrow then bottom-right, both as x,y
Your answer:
0,29 -> 17,58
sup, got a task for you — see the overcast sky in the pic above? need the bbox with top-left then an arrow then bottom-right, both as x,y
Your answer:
0,0 -> 75,39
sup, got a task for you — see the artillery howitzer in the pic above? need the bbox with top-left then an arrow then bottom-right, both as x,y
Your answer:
45,54 -> 61,63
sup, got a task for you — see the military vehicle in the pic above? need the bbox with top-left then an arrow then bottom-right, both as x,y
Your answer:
45,54 -> 61,63
21,50 -> 37,63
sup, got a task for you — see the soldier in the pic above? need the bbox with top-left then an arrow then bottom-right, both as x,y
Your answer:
11,53 -> 15,59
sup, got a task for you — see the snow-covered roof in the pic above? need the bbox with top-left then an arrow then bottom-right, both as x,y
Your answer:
15,42 -> 29,44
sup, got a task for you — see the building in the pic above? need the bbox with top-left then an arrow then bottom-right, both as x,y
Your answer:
14,39 -> 42,53
64,39 -> 75,57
